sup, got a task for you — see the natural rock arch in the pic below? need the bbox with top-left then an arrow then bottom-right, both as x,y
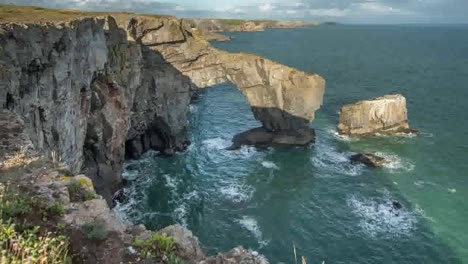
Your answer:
128,17 -> 326,146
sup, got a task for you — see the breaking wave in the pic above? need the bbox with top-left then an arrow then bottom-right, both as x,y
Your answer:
237,216 -> 269,248
347,192 -> 418,238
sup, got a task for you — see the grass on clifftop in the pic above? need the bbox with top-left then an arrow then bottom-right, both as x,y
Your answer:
0,4 -> 172,24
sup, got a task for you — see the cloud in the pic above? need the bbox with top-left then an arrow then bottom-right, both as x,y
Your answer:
309,8 -> 348,17
354,2 -> 406,14
1,0 -> 467,23
259,3 -> 274,12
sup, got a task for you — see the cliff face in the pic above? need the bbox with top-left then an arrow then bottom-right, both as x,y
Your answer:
186,19 -> 319,33
338,94 -> 413,135
1,13 -> 324,201
0,16 -> 193,200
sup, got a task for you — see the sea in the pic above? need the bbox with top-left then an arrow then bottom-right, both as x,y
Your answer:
116,24 -> 468,263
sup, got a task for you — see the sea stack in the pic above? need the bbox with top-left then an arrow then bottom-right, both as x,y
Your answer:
338,94 -> 415,135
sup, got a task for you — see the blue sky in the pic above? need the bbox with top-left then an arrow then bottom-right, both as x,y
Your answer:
3,0 -> 468,24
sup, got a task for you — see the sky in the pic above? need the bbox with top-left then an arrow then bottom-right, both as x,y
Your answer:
2,0 -> 468,24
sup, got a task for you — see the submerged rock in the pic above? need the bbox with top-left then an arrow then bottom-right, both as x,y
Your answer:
350,153 -> 386,167
338,94 -> 416,135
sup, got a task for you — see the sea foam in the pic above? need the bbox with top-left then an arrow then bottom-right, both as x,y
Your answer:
237,216 -> 269,247
261,161 -> 279,170
347,193 -> 417,238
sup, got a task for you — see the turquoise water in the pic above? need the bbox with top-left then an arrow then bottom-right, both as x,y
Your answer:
117,25 -> 468,263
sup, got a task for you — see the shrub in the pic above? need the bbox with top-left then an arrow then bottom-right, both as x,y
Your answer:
0,188 -> 32,220
83,222 -> 107,241
134,233 -> 177,258
66,180 -> 81,198
0,221 -> 70,263
47,202 -> 65,216
67,180 -> 96,202
83,191 -> 96,201
167,252 -> 185,264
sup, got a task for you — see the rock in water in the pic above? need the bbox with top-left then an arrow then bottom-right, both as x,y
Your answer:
350,153 -> 386,167
338,94 -> 416,135
227,127 -> 315,150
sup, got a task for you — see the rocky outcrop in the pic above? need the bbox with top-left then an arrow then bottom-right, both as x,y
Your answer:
0,16 -> 194,201
187,18 -> 319,33
0,111 -> 267,263
1,8 -> 324,199
200,247 -> 269,264
350,153 -> 386,167
338,94 -> 415,135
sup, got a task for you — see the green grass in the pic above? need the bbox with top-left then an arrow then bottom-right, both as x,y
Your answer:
220,19 -> 246,25
0,4 -> 172,23
0,186 -> 32,220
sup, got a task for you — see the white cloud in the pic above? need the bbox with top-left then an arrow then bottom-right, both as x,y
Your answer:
309,8 -> 349,17
215,6 -> 245,14
355,2 -> 406,14
174,5 -> 185,11
259,3 -> 274,12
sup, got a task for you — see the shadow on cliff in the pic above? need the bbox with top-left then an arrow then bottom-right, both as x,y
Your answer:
81,22 -> 199,203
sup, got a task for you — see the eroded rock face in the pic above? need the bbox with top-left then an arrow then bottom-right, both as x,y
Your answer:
187,18 -> 318,33
200,247 -> 269,264
158,225 -> 205,262
1,14 -> 325,201
338,94 -> 414,135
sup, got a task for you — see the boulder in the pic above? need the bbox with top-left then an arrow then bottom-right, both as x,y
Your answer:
158,225 -> 205,262
350,153 -> 386,167
338,94 -> 416,135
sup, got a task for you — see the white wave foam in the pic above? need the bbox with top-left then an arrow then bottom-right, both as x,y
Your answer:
189,105 -> 197,113
220,184 -> 254,203
415,204 -> 435,223
261,161 -> 279,170
413,180 -> 436,187
202,137 -> 231,150
237,145 -> 259,158
347,194 -> 417,238
375,152 -> 415,172
163,174 -> 179,189
173,191 -> 200,227
448,188 -> 457,194
312,148 -> 363,176
237,216 -> 269,247
328,129 -> 358,142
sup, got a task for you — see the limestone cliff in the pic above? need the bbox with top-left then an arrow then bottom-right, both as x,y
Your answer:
1,6 -> 324,204
186,18 -> 319,33
338,94 -> 414,135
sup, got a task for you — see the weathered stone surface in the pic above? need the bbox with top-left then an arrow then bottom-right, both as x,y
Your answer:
158,225 -> 206,262
187,18 -> 318,33
199,246 -> 269,264
350,153 -> 386,167
338,94 -> 414,135
1,12 -> 325,200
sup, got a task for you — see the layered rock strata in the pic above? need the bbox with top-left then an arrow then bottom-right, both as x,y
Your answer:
187,18 -> 319,33
338,94 -> 414,135
1,13 -> 325,201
